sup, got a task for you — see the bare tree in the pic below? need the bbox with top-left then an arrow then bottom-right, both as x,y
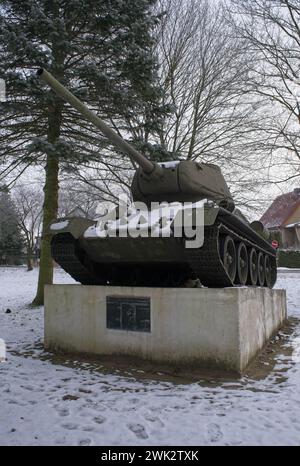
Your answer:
0,189 -> 24,264
229,0 -> 300,185
65,0 -> 276,216
150,0 -> 278,215
13,186 -> 42,271
58,181 -> 102,219
157,0 -> 254,165
53,0 -> 272,216
59,153 -> 133,209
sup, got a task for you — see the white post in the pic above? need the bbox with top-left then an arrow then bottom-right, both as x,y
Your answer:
0,338 -> 6,362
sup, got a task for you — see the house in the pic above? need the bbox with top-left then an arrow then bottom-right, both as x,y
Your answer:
260,188 -> 300,249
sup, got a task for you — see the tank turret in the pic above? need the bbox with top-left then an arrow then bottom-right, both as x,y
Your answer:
37,69 -> 234,211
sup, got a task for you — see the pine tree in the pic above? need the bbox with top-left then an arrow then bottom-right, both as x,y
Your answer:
0,0 -> 166,304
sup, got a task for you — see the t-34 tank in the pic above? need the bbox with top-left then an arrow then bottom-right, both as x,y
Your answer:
37,69 -> 277,288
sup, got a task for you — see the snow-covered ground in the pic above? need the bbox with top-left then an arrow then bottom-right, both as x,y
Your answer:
0,266 -> 300,446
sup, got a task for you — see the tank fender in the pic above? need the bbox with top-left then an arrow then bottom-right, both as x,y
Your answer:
49,217 -> 96,239
204,204 -> 220,226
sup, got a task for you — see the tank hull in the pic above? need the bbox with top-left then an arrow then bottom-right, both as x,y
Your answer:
51,207 -> 277,288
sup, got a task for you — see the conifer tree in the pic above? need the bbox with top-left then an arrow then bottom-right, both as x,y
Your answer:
0,0 -> 166,304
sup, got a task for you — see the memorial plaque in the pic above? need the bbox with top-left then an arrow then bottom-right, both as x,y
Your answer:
106,296 -> 151,332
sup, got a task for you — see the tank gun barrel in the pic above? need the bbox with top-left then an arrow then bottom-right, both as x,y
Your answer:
37,68 -> 155,174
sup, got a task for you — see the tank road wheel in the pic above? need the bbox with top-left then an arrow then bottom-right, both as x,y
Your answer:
220,236 -> 236,283
264,255 -> 275,288
236,242 -> 248,285
257,252 -> 265,286
247,248 -> 258,285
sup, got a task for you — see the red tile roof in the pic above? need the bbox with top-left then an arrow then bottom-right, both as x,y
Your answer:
260,189 -> 300,228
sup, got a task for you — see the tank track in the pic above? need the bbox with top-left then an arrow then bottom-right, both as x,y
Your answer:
51,233 -> 105,285
51,220 -> 277,288
185,222 -> 277,287
51,233 -> 188,287
185,224 -> 232,287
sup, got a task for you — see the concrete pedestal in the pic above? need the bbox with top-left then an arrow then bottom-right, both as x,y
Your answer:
44,285 -> 287,373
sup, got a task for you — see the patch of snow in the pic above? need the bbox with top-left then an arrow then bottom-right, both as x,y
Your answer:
158,160 -> 180,168
278,267 -> 300,272
83,225 -> 99,238
50,220 -> 69,231
284,222 -> 300,228
0,267 -> 300,445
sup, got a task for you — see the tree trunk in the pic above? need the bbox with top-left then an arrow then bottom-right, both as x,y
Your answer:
32,154 -> 59,305
32,102 -> 62,306
27,246 -> 33,271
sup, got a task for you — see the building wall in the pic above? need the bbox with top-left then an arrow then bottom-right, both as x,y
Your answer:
283,203 -> 300,226
282,228 -> 299,249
